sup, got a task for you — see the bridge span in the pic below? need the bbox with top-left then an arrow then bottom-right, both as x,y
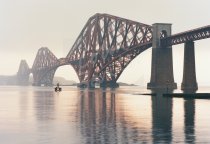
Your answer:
17,13 -> 210,91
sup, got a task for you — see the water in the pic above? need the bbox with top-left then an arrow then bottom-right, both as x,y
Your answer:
0,86 -> 210,143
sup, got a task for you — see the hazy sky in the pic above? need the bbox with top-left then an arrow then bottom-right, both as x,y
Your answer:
1,0 -> 210,86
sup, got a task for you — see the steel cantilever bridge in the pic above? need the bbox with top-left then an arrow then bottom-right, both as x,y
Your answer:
17,13 -> 210,90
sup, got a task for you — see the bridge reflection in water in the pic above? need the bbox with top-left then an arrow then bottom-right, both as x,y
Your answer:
74,89 -> 196,143
2,86 -> 206,143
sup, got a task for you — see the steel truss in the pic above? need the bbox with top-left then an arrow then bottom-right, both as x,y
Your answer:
66,13 -> 152,84
32,47 -> 60,86
23,14 -> 210,87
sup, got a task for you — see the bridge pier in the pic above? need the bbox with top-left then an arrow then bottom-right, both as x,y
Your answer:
77,80 -> 119,89
100,80 -> 119,88
147,23 -> 177,90
77,81 -> 96,89
181,41 -> 198,92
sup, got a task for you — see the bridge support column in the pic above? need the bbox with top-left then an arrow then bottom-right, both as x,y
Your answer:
77,81 -> 95,89
100,80 -> 119,88
181,41 -> 198,92
77,80 -> 119,89
147,23 -> 177,90
88,81 -> 95,89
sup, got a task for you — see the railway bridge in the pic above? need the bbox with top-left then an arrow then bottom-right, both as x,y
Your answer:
17,13 -> 210,91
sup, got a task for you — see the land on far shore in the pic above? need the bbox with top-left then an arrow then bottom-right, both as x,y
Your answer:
0,75 -> 77,86
118,82 -> 137,86
0,75 -> 137,86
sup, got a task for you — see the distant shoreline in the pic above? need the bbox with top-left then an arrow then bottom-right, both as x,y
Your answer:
0,75 -> 137,87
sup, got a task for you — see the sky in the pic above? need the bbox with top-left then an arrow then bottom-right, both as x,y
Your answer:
1,0 -> 210,86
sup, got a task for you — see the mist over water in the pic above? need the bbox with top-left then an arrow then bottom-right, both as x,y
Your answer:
0,86 -> 210,143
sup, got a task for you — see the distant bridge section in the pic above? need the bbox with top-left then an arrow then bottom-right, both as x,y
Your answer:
17,60 -> 31,85
31,47 -> 77,86
31,47 -> 60,86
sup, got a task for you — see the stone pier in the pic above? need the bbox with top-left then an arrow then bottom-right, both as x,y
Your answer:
181,41 -> 198,92
147,23 -> 177,90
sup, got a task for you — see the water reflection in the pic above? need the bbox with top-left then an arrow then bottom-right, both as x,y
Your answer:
77,89 -> 151,143
78,90 -> 119,143
0,86 -> 205,143
76,89 -> 200,143
34,91 -> 55,121
152,94 -> 173,143
184,99 -> 195,143
19,88 -> 30,119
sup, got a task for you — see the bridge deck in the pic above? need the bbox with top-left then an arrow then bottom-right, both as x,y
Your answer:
161,25 -> 210,46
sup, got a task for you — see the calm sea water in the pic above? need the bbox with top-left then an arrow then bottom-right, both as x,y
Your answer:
0,86 -> 210,144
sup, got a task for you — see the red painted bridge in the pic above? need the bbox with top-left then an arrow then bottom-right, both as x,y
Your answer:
17,13 -> 210,90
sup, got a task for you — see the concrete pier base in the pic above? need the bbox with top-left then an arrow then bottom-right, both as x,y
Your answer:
181,41 -> 198,92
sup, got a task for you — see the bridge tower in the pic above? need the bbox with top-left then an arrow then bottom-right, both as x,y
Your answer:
17,60 -> 31,85
147,23 -> 177,90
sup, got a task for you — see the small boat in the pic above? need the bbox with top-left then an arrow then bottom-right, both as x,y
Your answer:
55,83 -> 62,92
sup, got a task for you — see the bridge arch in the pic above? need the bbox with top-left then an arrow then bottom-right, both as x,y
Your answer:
32,64 -> 80,86
53,65 -> 79,85
96,42 -> 152,87
117,48 -> 152,85
31,47 -> 80,86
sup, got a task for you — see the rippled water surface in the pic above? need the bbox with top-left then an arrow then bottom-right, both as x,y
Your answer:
0,86 -> 210,144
